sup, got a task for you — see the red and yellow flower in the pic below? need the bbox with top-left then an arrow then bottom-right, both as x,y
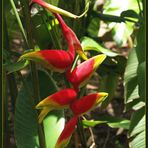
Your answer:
54,13 -> 87,60
19,49 -> 74,73
24,2 -> 109,147
55,116 -> 78,148
36,88 -> 77,123
66,54 -> 106,90
55,92 -> 108,148
70,92 -> 108,116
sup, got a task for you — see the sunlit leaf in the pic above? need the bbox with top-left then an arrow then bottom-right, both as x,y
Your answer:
81,36 -> 119,57
103,0 -> 139,46
82,115 -> 130,129
124,48 -> 139,105
128,107 -> 145,148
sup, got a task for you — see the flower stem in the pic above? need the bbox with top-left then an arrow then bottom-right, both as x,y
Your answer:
77,118 -> 87,148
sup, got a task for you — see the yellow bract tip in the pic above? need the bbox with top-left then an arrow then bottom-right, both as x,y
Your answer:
94,54 -> 107,68
97,92 -> 108,104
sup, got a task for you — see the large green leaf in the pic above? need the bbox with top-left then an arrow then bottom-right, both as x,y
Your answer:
82,115 -> 130,129
124,48 -> 139,105
128,107 -> 145,148
14,70 -> 64,148
135,22 -> 145,64
81,36 -> 119,57
103,0 -> 140,46
137,62 -> 145,101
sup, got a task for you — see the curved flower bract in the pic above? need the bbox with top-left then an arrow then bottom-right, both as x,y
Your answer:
66,54 -> 106,90
19,50 -> 73,73
54,14 -> 88,60
70,92 -> 108,116
36,88 -> 77,123
55,116 -> 78,148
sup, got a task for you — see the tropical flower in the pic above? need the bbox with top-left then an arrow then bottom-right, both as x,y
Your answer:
55,92 -> 108,148
19,49 -> 74,73
70,92 -> 108,116
55,116 -> 78,148
36,88 -> 77,123
54,13 -> 87,60
66,54 -> 106,91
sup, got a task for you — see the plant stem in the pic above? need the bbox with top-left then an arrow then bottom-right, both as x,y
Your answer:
77,118 -> 87,148
9,0 -> 28,46
76,89 -> 87,148
3,13 -> 18,114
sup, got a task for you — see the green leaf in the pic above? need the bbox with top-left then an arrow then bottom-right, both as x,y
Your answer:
124,48 -> 139,105
81,36 -> 119,57
14,70 -> 64,148
128,107 -> 145,148
5,60 -> 30,74
135,23 -> 145,64
82,115 -> 130,129
121,10 -> 139,19
137,62 -> 145,101
103,0 -> 139,46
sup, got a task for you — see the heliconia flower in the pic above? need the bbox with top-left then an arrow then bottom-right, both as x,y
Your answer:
66,54 -> 106,90
55,116 -> 78,148
54,13 -> 88,60
19,49 -> 74,73
35,88 -> 77,123
31,0 -> 87,19
70,92 -> 108,116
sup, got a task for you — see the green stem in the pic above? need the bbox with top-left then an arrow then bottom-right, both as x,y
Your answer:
77,118 -> 87,148
76,88 -> 87,148
71,55 -> 79,71
9,0 -> 28,46
2,66 -> 9,148
3,12 -> 18,114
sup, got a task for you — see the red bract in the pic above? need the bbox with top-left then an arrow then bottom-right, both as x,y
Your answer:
70,92 -> 108,116
66,54 -> 106,90
54,13 -> 87,60
36,88 -> 77,123
19,49 -> 74,73
55,116 -> 78,148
